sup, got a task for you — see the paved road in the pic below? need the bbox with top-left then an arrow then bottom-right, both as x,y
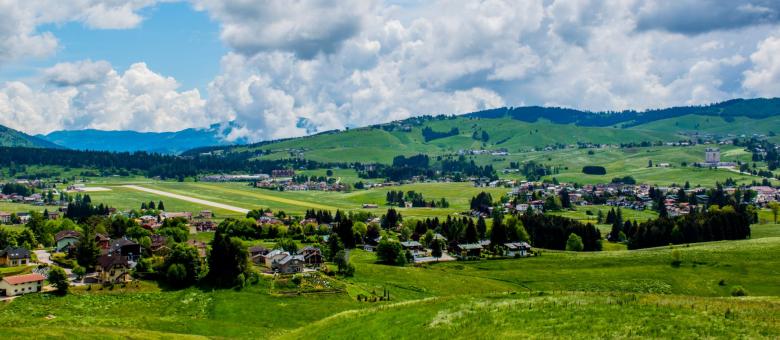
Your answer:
121,185 -> 250,214
34,249 -> 76,282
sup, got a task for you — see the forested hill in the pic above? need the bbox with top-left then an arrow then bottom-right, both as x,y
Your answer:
183,97 -> 780,164
0,124 -> 62,149
467,98 -> 780,127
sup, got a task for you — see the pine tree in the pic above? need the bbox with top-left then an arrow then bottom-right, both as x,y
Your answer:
158,201 -> 165,211
476,216 -> 487,240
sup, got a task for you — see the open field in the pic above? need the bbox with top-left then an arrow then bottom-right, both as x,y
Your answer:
1,234 -> 778,338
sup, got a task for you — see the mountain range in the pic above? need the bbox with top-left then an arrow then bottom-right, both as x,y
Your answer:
34,122 -> 248,154
2,97 -> 780,155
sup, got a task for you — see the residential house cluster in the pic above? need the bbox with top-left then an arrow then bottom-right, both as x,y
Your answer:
248,246 -> 323,274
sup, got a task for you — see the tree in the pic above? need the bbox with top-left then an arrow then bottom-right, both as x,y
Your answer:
476,216 -> 487,240
148,201 -> 156,210
559,188 -> 571,209
769,201 -> 780,223
565,233 -> 584,251
381,208 -> 402,229
334,250 -> 355,276
76,225 -> 100,270
163,243 -> 202,288
326,234 -> 344,261
48,266 -> 69,295
430,238 -> 443,261
464,221 -> 478,243
207,226 -> 249,288
276,238 -> 299,253
376,239 -> 405,265
489,213 -> 508,249
157,201 -> 165,211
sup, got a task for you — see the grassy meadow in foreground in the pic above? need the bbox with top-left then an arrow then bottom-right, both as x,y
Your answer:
1,230 -> 779,338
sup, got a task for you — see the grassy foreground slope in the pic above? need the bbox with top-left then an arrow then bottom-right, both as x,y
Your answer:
1,232 -> 779,339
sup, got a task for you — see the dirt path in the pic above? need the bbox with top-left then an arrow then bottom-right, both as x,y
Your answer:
121,185 -> 251,214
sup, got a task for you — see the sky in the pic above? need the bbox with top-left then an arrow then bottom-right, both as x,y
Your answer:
1,0 -> 780,143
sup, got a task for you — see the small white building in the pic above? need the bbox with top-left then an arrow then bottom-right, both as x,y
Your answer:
0,273 -> 45,296
705,148 -> 720,163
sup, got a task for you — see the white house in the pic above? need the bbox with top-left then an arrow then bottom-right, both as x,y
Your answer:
0,273 -> 45,296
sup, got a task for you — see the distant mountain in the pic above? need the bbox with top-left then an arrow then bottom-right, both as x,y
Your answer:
0,124 -> 63,149
39,122 -> 248,154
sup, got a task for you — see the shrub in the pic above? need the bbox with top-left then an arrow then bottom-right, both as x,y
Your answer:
565,233 -> 584,251
291,274 -> 303,286
670,249 -> 681,267
582,165 -> 606,175
731,285 -> 747,297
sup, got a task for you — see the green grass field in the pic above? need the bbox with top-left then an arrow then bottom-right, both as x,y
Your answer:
1,232 -> 778,338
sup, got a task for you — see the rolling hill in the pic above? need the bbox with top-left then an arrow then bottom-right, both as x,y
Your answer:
181,98 -> 780,164
0,124 -> 62,149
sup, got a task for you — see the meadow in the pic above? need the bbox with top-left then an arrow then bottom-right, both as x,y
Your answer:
0,229 -> 778,338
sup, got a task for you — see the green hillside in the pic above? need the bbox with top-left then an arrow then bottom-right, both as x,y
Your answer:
222,117 -> 679,164
0,124 -> 62,148
2,233 -> 778,338
202,117 -> 780,166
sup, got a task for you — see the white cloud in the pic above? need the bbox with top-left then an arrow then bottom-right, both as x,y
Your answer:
743,35 -> 780,96
4,1 -> 780,143
0,0 -> 159,65
0,61 -> 209,135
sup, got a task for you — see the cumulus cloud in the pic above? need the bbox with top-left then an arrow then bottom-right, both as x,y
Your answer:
0,61 -> 209,135
743,35 -> 780,96
636,1 -> 780,35
4,0 -> 780,143
0,0 -> 159,65
194,0 -> 374,59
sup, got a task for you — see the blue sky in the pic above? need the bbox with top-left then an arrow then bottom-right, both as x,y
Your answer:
1,2 -> 225,93
0,1 -> 779,141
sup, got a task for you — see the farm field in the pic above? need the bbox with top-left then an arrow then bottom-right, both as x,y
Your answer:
1,234 -> 778,338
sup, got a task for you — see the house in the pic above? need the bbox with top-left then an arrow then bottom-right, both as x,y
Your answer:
198,210 -> 213,219
161,212 -> 193,221
17,212 -> 30,224
454,243 -> 482,257
400,241 -> 424,253
186,240 -> 208,258
0,247 -> 31,266
55,230 -> 81,252
108,238 -> 142,261
263,249 -> 290,268
96,255 -> 132,284
0,273 -> 45,296
272,254 -> 305,274
504,242 -> 532,257
362,203 -> 378,209
248,246 -> 269,264
46,211 -> 60,219
298,246 -> 323,266
0,212 -> 11,224
95,233 -> 111,249
150,234 -> 169,256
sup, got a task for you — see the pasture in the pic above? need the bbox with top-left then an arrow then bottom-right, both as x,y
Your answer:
0,233 -> 778,338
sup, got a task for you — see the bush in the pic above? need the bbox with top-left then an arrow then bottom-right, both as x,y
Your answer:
670,249 -> 681,267
565,233 -> 584,251
291,274 -> 303,286
731,285 -> 747,297
582,166 -> 607,175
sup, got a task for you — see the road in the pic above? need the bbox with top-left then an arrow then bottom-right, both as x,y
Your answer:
121,185 -> 251,214
34,249 -> 80,284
